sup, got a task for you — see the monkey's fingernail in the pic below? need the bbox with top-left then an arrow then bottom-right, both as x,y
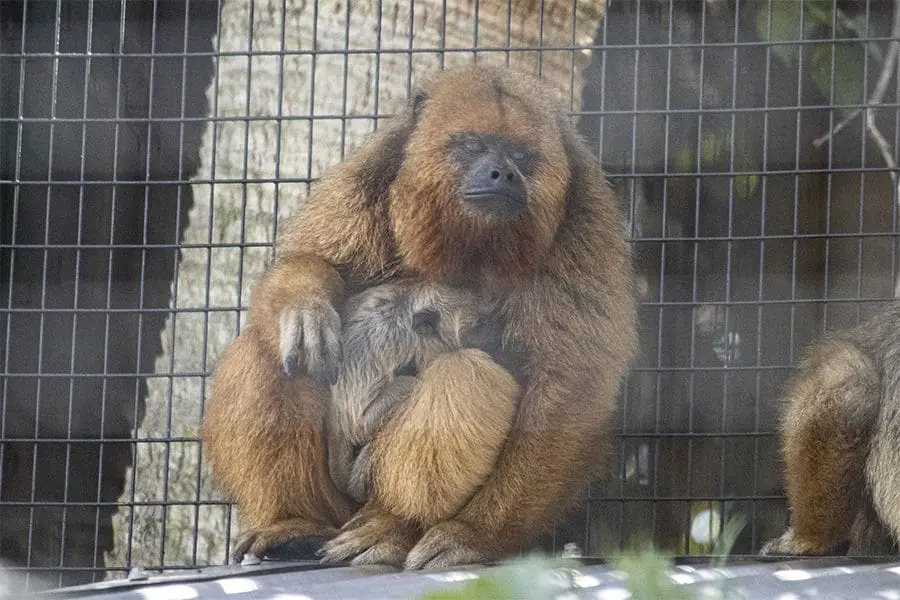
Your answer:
283,359 -> 293,377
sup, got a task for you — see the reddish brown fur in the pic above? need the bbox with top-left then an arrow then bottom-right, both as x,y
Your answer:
370,349 -> 519,526
201,64 -> 638,568
201,326 -> 355,536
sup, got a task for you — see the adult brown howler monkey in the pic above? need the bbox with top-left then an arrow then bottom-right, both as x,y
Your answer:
760,301 -> 900,558
201,65 -> 638,570
326,280 -> 519,508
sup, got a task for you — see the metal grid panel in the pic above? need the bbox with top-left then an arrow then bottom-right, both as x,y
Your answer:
0,0 -> 898,592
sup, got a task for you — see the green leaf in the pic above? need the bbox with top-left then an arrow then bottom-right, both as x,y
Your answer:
615,551 -> 694,600
419,578 -> 515,600
734,174 -> 761,201
712,512 -> 748,568
417,554 -> 583,600
804,0 -> 835,30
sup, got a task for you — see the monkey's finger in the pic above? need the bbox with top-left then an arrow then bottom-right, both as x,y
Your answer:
419,549 -> 483,571
279,309 -> 304,377
321,309 -> 343,386
232,533 -> 259,565
349,541 -> 407,568
403,543 -> 443,571
302,309 -> 328,386
303,304 -> 342,386
405,540 -> 484,571
318,532 -> 367,563
404,522 -> 488,571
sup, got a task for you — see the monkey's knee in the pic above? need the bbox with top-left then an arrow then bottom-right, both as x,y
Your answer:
203,327 -> 353,530
370,349 -> 519,526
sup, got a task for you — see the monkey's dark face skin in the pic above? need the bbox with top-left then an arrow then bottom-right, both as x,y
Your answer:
447,132 -> 540,221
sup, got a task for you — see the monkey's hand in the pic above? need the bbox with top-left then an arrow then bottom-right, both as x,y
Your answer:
358,376 -> 418,440
279,301 -> 343,386
404,520 -> 494,570
319,506 -> 420,568
249,254 -> 346,387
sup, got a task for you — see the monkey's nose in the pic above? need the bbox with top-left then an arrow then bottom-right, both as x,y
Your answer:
462,157 -> 527,218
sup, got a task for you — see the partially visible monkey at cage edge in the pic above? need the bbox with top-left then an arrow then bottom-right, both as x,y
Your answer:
326,280 -> 521,510
200,64 -> 638,571
759,301 -> 900,557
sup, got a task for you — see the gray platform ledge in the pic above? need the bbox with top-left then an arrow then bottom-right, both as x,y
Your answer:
3,556 -> 900,600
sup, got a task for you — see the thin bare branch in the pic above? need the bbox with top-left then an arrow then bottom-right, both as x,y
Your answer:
813,2 -> 900,149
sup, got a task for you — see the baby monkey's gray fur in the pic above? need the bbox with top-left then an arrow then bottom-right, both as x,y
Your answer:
326,280 -> 507,503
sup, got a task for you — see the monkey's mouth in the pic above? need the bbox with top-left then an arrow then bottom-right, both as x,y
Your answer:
462,191 -> 527,219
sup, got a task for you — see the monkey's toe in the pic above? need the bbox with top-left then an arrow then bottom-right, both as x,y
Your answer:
758,527 -> 851,557
404,520 -> 494,571
319,509 -> 418,566
348,540 -> 408,568
232,521 -> 337,565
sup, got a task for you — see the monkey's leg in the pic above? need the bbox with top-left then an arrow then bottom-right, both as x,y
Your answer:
320,349 -> 519,566
372,349 -> 519,523
863,394 -> 900,556
201,326 -> 356,563
847,500 -> 896,556
400,326 -> 631,571
758,339 -> 879,557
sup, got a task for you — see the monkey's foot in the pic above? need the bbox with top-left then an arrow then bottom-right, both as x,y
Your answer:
404,520 -> 497,571
232,520 -> 336,564
319,509 -> 419,568
758,527 -> 849,557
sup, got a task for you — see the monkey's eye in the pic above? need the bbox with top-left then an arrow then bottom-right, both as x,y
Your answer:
509,149 -> 526,161
464,137 -> 486,154
412,310 -> 440,336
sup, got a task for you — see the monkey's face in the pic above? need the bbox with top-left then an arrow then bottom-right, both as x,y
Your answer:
389,66 -> 571,285
447,131 -> 536,221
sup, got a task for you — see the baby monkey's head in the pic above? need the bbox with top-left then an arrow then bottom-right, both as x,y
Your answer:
338,281 -> 503,380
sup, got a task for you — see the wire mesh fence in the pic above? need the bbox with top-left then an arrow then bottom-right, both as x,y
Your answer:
1,0 -> 898,592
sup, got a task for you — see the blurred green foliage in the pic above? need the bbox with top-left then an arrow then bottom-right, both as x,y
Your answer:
418,514 -> 747,600
755,0 -> 877,115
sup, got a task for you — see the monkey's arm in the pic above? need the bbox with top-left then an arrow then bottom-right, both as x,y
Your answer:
405,280 -> 637,569
359,376 -> 419,441
244,122 -> 404,382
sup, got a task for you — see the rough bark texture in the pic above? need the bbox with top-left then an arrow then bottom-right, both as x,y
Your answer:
107,0 -> 606,572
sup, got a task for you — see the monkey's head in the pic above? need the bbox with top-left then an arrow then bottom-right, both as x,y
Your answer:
336,281 -> 501,387
389,66 -> 572,285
